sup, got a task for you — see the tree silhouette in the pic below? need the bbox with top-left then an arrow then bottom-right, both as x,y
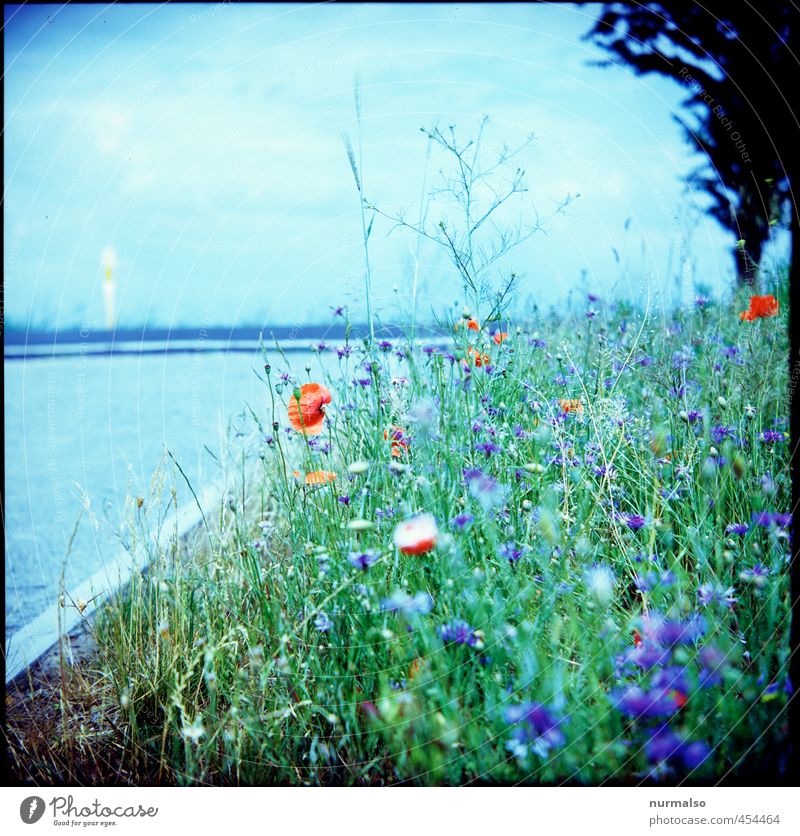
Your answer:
585,3 -> 797,286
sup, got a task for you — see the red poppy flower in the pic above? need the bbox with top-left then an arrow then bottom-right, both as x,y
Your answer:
467,318 -> 480,331
393,513 -> 438,555
493,331 -> 509,345
287,383 -> 331,434
467,347 -> 490,367
739,294 -> 779,321
559,398 -> 583,414
292,470 -> 336,485
670,689 -> 688,709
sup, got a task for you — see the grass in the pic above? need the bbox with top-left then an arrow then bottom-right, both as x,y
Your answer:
7,277 -> 792,786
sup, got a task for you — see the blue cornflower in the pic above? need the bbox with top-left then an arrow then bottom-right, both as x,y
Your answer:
625,513 -> 647,531
759,430 -> 784,444
711,424 -> 735,445
751,511 -> 791,528
437,619 -> 483,648
697,582 -> 737,608
451,512 -> 474,531
499,542 -> 525,564
646,726 -> 710,770
314,612 -> 333,633
475,441 -> 502,457
464,468 -> 508,511
348,550 -> 380,571
611,685 -> 683,719
726,522 -> 749,536
504,702 -> 567,758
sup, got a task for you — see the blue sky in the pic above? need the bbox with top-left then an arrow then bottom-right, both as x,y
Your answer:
4,2 -> 769,330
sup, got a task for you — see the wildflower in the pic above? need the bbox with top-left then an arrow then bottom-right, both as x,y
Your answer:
726,522 -> 749,536
393,513 -> 438,555
625,513 -> 647,531
467,318 -> 480,331
466,347 -> 490,367
751,511 -> 791,529
646,726 -> 711,770
475,441 -> 502,457
437,619 -> 483,648
739,294 -> 779,321
288,383 -> 331,435
697,582 -> 737,608
330,304 -> 347,317
640,612 -> 706,647
336,344 -> 353,359
611,685 -> 683,719
759,430 -> 784,444
384,426 -> 408,457
338,495 -> 350,506
739,564 -> 770,586
504,702 -> 566,758
380,590 -> 433,615
464,468 -> 508,511
559,398 -> 583,414
493,331 -> 509,345
348,550 -> 380,571
293,469 -> 336,486
499,542 -> 525,564
314,612 -> 333,632
451,512 -> 474,530
710,425 -> 735,445
348,460 -> 369,475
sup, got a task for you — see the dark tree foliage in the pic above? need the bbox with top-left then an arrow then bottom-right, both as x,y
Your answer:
585,3 -> 797,285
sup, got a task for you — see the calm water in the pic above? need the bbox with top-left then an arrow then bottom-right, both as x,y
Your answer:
4,348 -> 328,638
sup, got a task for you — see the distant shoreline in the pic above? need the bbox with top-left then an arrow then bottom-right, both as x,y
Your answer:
4,323 -> 449,360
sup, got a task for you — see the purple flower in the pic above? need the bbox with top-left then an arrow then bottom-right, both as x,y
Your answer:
646,726 -> 710,770
751,511 -> 791,529
611,685 -> 683,719
499,542 -> 525,564
587,293 -> 600,303
451,512 -> 474,530
464,468 -> 508,511
739,564 -> 770,583
726,522 -> 749,536
475,441 -> 502,457
437,619 -> 482,647
330,305 -> 347,317
336,344 -> 353,359
504,702 -> 566,757
697,582 -> 737,608
640,612 -> 706,646
625,514 -> 647,531
348,550 -> 379,571
381,590 -> 433,616
759,430 -> 784,444
711,425 -> 735,445
378,340 -> 393,352
314,612 -> 333,632
686,410 -> 702,424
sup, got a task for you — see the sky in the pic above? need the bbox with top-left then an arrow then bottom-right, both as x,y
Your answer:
4,2 -> 779,331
